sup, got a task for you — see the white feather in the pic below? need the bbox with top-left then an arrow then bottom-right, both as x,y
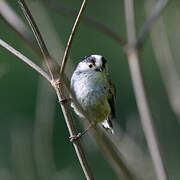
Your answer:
101,120 -> 114,134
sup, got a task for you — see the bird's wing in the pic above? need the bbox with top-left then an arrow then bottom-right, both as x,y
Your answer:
108,79 -> 116,120
101,66 -> 116,133
101,79 -> 115,134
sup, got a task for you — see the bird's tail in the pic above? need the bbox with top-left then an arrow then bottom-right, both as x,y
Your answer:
101,119 -> 114,134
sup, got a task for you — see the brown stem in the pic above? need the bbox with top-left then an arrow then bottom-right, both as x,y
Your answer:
18,0 -> 94,179
124,0 -> 169,180
55,85 -> 95,180
18,0 -> 55,79
0,39 -> 51,82
60,0 -> 88,76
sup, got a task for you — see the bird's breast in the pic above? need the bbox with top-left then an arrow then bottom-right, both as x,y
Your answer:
71,72 -> 111,122
72,73 -> 107,107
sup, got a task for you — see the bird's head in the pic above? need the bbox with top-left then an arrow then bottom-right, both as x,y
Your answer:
75,54 -> 107,73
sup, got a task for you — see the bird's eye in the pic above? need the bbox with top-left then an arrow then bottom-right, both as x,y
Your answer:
89,63 -> 93,68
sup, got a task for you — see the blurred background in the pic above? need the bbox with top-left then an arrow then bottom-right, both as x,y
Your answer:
0,0 -> 180,179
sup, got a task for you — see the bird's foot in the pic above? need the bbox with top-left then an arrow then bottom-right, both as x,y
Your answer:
69,133 -> 82,142
59,98 -> 68,104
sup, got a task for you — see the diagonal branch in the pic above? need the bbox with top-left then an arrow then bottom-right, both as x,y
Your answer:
60,0 -> 88,76
18,0 -> 49,58
18,0 -> 59,80
18,1 -> 94,180
124,0 -> 169,180
137,0 -> 168,47
0,39 -> 51,82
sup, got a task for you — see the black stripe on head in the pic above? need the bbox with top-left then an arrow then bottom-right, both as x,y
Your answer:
79,55 -> 95,63
85,55 -> 96,65
101,56 -> 107,69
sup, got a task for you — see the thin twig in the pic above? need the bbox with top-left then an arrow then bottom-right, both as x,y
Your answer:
18,0 -> 55,80
44,0 -> 126,46
18,0 -> 49,58
60,0 -> 88,76
55,86 -> 95,180
0,39 -> 51,82
124,0 -> 169,180
137,0 -> 168,47
18,1 -> 94,179
0,0 -> 62,70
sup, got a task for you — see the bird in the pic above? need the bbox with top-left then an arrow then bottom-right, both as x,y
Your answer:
70,55 -> 115,140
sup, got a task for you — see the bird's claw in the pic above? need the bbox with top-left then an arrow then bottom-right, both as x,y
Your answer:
69,133 -> 82,142
59,98 -> 68,104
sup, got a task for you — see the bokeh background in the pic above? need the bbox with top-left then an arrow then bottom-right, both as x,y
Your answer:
0,0 -> 180,179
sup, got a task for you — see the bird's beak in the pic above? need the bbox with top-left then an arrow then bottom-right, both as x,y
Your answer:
95,67 -> 103,72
